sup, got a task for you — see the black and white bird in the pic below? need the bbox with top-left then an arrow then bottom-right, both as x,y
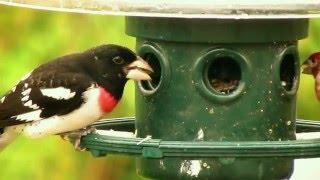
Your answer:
0,44 -> 153,150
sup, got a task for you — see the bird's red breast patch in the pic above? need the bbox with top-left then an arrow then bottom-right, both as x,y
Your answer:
98,87 -> 118,113
310,52 -> 320,62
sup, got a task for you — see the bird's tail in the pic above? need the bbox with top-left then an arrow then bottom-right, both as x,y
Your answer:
0,127 -> 18,151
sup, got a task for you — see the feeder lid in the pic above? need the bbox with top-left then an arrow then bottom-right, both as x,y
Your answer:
0,0 -> 319,19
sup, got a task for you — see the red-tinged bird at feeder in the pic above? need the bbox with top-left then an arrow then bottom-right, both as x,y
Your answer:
302,52 -> 320,100
0,44 -> 153,150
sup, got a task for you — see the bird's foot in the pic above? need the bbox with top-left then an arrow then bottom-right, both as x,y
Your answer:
59,126 -> 96,151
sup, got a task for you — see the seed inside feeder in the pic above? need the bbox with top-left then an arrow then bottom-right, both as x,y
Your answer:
207,57 -> 241,94
210,79 -> 239,94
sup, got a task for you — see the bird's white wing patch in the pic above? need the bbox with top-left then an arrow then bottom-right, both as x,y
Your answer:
11,86 -> 16,92
20,71 -> 32,81
22,86 -> 104,137
0,96 -> 5,103
21,95 -> 29,102
23,100 -> 39,110
13,110 -> 42,121
40,87 -> 76,100
23,100 -> 33,107
22,88 -> 31,96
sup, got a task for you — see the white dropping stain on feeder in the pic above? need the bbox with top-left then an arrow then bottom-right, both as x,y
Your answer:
95,129 -> 135,138
159,160 -> 166,169
281,81 -> 287,87
197,128 -> 204,140
202,162 -> 210,169
209,108 -> 214,114
287,121 -> 292,126
268,129 -> 273,134
180,160 -> 202,178
137,135 -> 152,145
260,109 -> 264,113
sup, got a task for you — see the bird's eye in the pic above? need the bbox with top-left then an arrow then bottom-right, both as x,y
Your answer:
112,56 -> 125,64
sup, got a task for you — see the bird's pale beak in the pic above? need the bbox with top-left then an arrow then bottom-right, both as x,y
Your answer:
125,57 -> 153,80
302,59 -> 315,75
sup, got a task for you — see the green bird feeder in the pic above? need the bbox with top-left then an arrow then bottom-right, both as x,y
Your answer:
2,0 -> 320,179
128,18 -> 303,179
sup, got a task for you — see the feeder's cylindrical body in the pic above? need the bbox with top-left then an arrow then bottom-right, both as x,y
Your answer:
126,18 -> 308,179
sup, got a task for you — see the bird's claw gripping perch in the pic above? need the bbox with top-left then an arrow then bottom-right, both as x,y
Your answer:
60,126 -> 96,151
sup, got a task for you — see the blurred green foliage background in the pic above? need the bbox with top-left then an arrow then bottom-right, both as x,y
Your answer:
0,5 -> 144,180
0,4 -> 319,180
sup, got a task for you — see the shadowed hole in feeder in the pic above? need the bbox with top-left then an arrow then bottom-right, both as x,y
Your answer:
207,57 -> 241,94
280,54 -> 296,91
140,53 -> 161,91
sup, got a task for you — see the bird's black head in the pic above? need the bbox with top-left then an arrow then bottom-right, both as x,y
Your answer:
84,44 -> 153,99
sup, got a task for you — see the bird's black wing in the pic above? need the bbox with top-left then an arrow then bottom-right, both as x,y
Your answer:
0,71 -> 95,128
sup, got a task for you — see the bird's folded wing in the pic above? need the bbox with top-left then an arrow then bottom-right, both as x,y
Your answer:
0,72 -> 94,128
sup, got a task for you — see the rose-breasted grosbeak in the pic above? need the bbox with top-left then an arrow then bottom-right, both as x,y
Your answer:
0,44 -> 153,150
302,52 -> 320,100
